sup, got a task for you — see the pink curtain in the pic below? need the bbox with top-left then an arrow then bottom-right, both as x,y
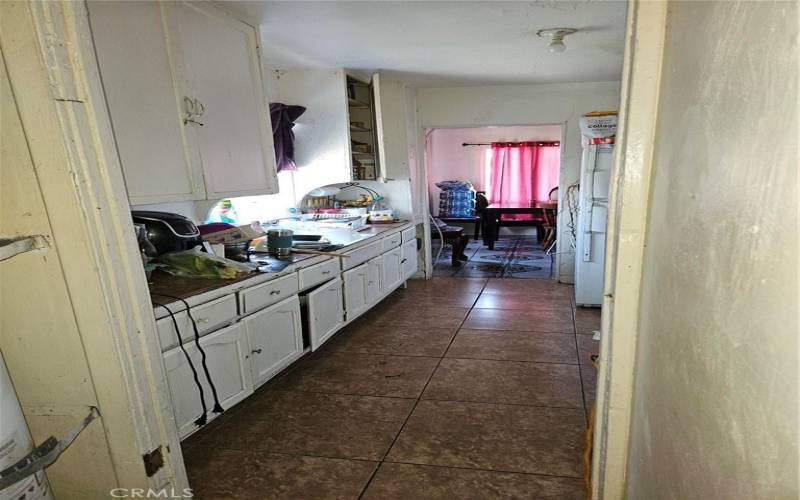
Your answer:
488,142 -> 560,219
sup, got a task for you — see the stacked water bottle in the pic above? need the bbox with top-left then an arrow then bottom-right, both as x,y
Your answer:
436,180 -> 476,218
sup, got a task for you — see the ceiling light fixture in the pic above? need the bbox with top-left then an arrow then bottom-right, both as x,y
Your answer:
536,28 -> 578,53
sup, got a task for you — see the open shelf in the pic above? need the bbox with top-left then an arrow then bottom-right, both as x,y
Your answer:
350,125 -> 373,132
348,97 -> 370,109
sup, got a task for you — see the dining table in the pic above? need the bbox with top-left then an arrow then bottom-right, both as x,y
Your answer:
481,201 -> 558,250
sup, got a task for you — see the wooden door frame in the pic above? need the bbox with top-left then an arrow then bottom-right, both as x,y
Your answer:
590,1 -> 668,498
1,0 -> 187,491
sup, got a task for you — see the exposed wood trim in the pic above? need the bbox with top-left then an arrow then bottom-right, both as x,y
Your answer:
591,1 -> 668,498
1,0 -> 187,492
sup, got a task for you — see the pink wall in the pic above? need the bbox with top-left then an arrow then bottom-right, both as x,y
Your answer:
426,125 -> 561,215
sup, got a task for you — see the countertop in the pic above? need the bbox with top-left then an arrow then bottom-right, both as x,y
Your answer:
148,221 -> 414,313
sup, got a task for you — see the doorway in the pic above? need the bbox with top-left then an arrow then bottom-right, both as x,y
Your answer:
424,125 -> 565,278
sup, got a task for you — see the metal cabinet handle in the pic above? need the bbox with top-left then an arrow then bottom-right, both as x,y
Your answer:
251,348 -> 262,354
270,290 -> 281,296
401,259 -> 407,264
322,270 -> 332,275
196,317 -> 210,324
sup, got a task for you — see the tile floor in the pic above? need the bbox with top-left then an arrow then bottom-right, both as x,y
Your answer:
182,277 -> 601,499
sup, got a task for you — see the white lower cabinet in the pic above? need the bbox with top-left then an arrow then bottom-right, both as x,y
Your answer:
163,322 -> 253,438
307,278 -> 345,351
244,295 -> 303,387
367,256 -> 382,303
401,239 -> 418,279
381,247 -> 403,293
343,263 -> 370,321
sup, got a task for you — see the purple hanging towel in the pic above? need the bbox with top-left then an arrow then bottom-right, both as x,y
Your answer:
269,102 -> 306,172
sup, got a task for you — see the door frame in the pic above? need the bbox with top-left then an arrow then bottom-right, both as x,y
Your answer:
1,0 -> 187,491
590,1 -> 668,498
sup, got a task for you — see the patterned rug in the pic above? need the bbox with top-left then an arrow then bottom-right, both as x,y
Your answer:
432,235 -> 554,278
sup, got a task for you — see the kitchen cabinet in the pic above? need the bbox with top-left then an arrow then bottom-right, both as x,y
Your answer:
88,1 -> 205,205
381,247 -> 403,293
343,262 -> 370,321
366,256 -> 383,304
173,1 -> 277,198
243,295 -> 303,387
162,322 -> 252,438
401,239 -> 419,280
89,0 -> 277,205
373,73 -> 410,181
306,278 -> 345,351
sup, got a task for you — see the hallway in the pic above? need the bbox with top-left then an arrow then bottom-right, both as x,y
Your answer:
182,277 -> 600,499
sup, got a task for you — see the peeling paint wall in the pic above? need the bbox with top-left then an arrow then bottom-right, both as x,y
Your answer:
415,82 -> 621,282
626,1 -> 798,498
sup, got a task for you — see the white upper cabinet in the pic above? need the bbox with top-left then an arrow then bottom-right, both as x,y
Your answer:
89,1 -> 278,204
89,1 -> 205,205
174,1 -> 277,198
372,73 -> 410,181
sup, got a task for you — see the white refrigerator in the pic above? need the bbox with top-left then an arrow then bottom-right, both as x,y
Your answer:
574,144 -> 614,306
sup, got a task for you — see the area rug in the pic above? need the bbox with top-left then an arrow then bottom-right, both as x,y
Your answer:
432,235 -> 554,278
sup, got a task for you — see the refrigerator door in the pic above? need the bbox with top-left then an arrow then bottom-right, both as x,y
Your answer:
575,144 -> 614,306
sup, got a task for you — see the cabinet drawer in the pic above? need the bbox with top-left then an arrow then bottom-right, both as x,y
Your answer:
298,258 -> 339,290
401,226 -> 416,243
381,231 -> 402,252
342,240 -> 382,270
240,274 -> 299,314
155,294 -> 238,352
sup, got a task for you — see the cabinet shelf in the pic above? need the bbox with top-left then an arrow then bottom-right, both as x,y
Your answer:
350,125 -> 373,132
352,151 -> 374,157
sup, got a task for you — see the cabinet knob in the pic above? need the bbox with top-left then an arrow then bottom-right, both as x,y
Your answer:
251,348 -> 262,354
270,290 -> 281,296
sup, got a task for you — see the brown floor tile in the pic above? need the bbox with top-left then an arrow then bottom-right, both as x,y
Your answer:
574,307 -> 601,334
473,293 -> 572,311
193,391 -> 414,460
576,334 -> 600,366
366,305 -> 471,329
362,463 -> 585,500
482,278 -> 573,299
446,329 -> 578,364
184,449 -> 376,500
423,358 -> 583,408
330,324 -> 457,357
275,351 -> 439,398
384,290 -> 481,308
406,277 -> 488,293
386,400 -> 585,477
463,308 -> 574,333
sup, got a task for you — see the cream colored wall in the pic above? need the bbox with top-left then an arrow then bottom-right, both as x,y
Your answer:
416,82 -> 621,282
625,1 -> 798,498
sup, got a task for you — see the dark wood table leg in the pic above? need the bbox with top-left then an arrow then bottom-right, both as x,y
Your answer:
474,218 -> 481,240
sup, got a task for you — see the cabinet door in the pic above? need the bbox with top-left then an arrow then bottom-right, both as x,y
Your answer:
162,322 -> 252,439
198,322 -> 253,411
307,278 -> 344,351
381,247 -> 403,294
342,263 -> 370,321
244,295 -> 303,387
174,1 -> 278,198
401,239 -> 418,280
89,1 -> 205,204
372,73 -> 409,181
367,256 -> 382,304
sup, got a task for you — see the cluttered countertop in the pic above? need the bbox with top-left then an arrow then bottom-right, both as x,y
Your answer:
145,220 -> 414,310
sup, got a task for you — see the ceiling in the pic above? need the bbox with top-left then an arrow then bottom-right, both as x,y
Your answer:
226,1 -> 627,87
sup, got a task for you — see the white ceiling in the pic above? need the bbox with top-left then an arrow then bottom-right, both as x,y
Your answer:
226,1 -> 627,87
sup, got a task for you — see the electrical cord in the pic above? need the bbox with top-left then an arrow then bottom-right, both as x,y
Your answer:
152,294 -> 225,415
152,301 -> 208,427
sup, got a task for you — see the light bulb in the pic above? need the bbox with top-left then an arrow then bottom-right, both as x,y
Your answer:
549,40 -> 566,53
